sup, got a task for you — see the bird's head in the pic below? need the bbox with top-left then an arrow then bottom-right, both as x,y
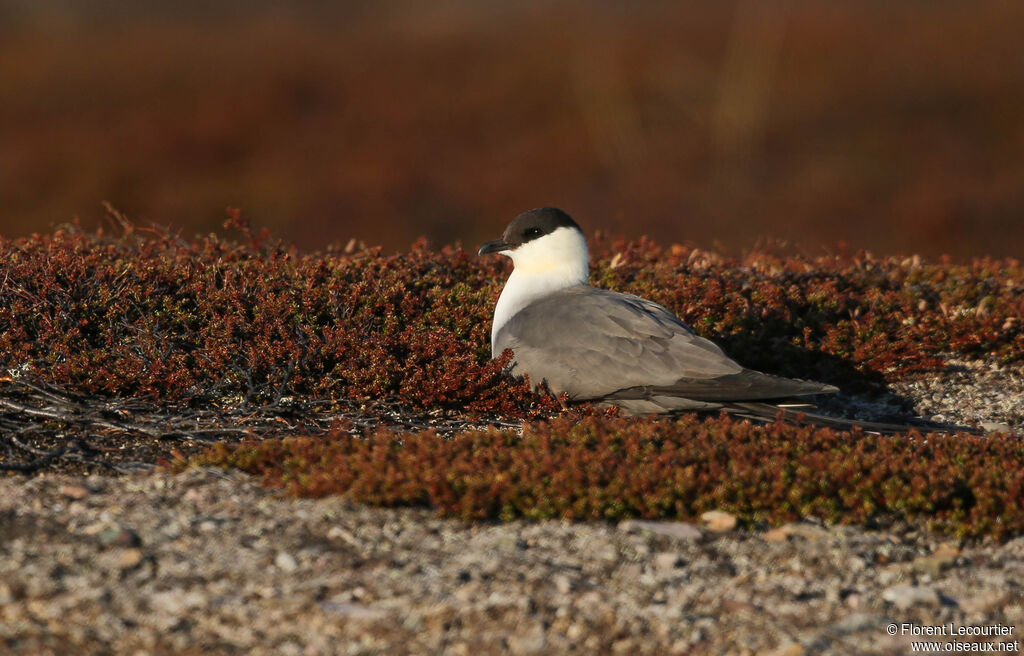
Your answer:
478,207 -> 589,280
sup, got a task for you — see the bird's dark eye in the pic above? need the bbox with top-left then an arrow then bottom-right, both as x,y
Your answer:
524,227 -> 542,239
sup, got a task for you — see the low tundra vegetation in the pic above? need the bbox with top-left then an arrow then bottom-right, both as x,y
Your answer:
2,216 -> 1022,537
193,415 -> 1024,540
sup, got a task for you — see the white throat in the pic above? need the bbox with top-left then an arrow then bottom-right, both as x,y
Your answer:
491,226 -> 589,350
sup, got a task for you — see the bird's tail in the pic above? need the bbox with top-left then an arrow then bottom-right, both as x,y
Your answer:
722,402 -> 982,435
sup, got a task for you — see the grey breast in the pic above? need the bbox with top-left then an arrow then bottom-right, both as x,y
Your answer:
493,285 -> 837,406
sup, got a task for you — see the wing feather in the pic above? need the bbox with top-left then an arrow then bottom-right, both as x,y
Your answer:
494,285 -> 836,403
494,286 -> 739,398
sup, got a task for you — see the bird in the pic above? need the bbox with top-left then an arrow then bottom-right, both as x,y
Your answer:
478,207 -> 908,429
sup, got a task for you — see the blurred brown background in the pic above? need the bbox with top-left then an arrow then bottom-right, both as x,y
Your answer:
1,0 -> 1022,259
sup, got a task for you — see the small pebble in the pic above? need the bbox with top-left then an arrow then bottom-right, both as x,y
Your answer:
99,528 -> 142,548
882,584 -> 941,610
59,485 -> 90,500
274,551 -> 298,572
700,510 -> 738,532
618,520 -> 702,541
653,552 -> 683,570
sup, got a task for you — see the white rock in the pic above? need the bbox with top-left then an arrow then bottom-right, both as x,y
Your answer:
618,520 -> 702,541
274,551 -> 298,572
653,552 -> 684,570
882,584 -> 940,610
318,601 -> 386,620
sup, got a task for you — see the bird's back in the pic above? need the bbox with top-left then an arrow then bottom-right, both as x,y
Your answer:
494,285 -> 836,410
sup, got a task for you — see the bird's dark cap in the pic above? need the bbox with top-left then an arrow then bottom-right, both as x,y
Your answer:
478,207 -> 580,255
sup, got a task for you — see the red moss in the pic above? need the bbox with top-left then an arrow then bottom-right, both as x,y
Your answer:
4,221 -> 1021,536
0,222 -> 557,416
190,415 -> 1024,540
1,223 -> 1021,414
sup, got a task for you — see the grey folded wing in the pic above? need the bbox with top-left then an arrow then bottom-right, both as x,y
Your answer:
493,286 -> 837,404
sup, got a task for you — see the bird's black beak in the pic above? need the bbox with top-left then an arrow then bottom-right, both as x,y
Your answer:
477,238 -> 510,256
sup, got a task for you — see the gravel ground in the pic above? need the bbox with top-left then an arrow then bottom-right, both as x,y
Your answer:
890,358 -> 1024,431
2,469 -> 1023,656
2,359 -> 1023,655
819,358 -> 1024,433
